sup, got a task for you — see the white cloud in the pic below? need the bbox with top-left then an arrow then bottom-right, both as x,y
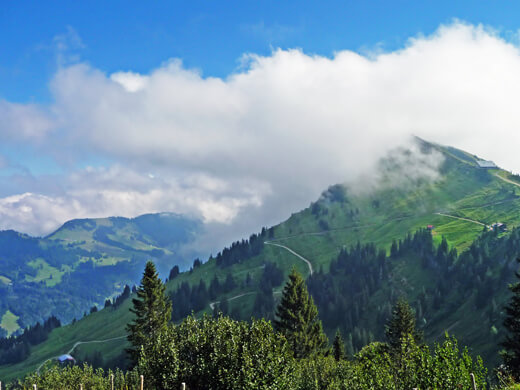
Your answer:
53,26 -> 85,66
3,22 -> 520,250
0,193 -> 86,235
0,166 -> 268,237
0,101 -> 54,141
111,72 -> 149,92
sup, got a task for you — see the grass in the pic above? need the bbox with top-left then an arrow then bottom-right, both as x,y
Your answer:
0,300 -> 134,381
25,258 -> 64,287
1,310 -> 20,336
0,275 -> 11,286
5,144 -> 520,379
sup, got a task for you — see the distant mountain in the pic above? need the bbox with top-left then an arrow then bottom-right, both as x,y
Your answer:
4,139 -> 520,379
0,212 -> 201,337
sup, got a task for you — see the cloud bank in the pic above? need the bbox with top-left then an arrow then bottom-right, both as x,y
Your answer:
2,22 -> 520,253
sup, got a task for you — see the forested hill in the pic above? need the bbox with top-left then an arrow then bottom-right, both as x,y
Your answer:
4,140 -> 520,380
0,213 -> 201,338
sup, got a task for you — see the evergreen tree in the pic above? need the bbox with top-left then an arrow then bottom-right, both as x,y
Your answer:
219,298 -> 229,315
346,333 -> 355,356
274,268 -> 328,358
126,261 -> 172,366
252,283 -> 275,320
385,297 -> 422,353
224,273 -> 237,292
168,265 -> 180,280
502,258 -> 520,379
332,329 -> 345,361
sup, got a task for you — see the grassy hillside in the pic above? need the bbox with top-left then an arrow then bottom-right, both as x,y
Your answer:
3,140 -> 520,380
0,213 -> 201,336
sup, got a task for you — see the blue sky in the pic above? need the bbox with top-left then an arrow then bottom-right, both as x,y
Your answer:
2,2 -> 520,252
3,1 -> 520,103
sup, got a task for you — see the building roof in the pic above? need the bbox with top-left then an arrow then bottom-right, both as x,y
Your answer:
476,160 -> 497,168
58,354 -> 75,362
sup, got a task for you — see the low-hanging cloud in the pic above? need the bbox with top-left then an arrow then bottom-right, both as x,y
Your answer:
1,22 -> 520,252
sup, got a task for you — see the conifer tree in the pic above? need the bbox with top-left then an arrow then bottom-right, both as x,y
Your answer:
126,261 -> 172,366
385,297 -> 422,353
274,268 -> 328,358
332,329 -> 346,361
502,258 -> 520,379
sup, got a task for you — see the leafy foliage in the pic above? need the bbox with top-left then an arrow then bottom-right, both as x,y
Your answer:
138,315 -> 294,390
16,318 -> 487,390
19,365 -> 141,390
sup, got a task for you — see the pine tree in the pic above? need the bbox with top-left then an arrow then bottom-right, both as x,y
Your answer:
274,268 -> 328,358
126,261 -> 172,366
502,258 -> 520,379
385,297 -> 422,353
346,333 -> 355,356
332,329 -> 345,361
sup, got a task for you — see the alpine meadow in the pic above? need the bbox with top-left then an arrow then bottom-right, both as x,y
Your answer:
0,139 -> 519,388
5,3 -> 520,389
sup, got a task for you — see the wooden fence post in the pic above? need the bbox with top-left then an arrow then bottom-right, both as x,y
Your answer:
181,383 -> 186,390
470,373 -> 477,390
0,380 -> 2,390
80,385 -> 83,390
33,385 -> 37,390
140,374 -> 144,390
111,373 -> 114,390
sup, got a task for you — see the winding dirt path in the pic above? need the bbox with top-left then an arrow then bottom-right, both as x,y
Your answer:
264,241 -> 314,275
37,335 -> 126,374
209,292 -> 256,310
494,172 -> 520,188
66,335 -> 127,355
434,212 -> 487,227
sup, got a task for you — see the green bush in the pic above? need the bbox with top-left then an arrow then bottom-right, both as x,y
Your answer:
17,365 -> 141,389
138,315 -> 294,390
16,319 -> 488,390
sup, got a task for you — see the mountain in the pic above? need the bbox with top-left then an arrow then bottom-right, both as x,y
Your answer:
0,213 -> 201,337
3,139 -> 520,380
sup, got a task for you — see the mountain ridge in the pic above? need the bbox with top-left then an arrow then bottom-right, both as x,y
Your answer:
2,140 -> 520,379
0,212 -> 202,338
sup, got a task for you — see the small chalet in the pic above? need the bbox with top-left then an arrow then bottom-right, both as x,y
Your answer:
491,222 -> 507,232
58,354 -> 75,364
427,225 -> 434,231
477,160 -> 497,169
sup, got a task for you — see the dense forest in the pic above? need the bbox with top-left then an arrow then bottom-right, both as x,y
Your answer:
0,285 -> 134,366
0,316 -> 60,365
4,222 -> 520,388
161,225 -> 519,363
12,262 -> 491,389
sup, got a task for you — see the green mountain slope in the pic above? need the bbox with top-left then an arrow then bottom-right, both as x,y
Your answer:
0,213 -> 201,337
3,140 -> 520,380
